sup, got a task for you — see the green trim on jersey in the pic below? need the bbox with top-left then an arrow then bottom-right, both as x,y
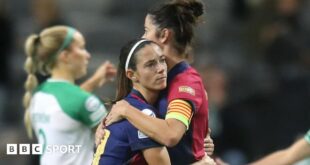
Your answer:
35,80 -> 106,127
305,130 -> 310,144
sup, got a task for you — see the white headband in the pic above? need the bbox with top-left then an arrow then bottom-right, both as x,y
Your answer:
125,39 -> 148,71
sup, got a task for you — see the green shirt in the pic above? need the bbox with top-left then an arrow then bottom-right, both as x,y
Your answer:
30,79 -> 107,165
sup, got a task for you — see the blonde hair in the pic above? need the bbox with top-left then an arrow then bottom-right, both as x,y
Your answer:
23,25 -> 72,138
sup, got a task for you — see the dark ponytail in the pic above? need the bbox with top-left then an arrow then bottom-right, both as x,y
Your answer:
148,0 -> 204,55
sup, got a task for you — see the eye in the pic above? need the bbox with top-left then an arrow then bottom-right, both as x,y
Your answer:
147,62 -> 155,67
145,61 -> 156,68
159,56 -> 166,63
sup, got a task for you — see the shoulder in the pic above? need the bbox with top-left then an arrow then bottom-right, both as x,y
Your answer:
172,67 -> 203,85
41,82 -> 91,102
125,98 -> 157,117
34,81 -> 90,100
169,67 -> 204,95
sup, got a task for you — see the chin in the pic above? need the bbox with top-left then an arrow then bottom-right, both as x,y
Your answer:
75,71 -> 87,79
156,84 -> 166,90
160,83 -> 167,89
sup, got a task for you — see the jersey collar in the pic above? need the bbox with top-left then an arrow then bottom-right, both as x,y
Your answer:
47,78 -> 72,83
167,61 -> 190,84
128,88 -> 148,104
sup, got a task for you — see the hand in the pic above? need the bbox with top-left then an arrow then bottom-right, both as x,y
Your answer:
91,61 -> 117,88
95,120 -> 106,147
204,128 -> 214,156
81,61 -> 117,92
105,100 -> 131,126
191,155 -> 216,165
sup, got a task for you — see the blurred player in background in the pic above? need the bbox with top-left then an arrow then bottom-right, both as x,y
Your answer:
23,25 -> 116,165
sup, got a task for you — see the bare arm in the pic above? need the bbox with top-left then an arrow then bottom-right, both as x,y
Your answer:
142,147 -> 171,165
250,138 -> 310,165
105,100 -> 187,147
81,61 -> 116,92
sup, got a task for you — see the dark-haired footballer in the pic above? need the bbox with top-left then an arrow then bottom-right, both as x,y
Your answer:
92,39 -> 170,165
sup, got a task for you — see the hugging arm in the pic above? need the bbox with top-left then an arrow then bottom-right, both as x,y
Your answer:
105,100 -> 188,147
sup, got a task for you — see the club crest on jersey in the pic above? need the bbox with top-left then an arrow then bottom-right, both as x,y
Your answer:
178,86 -> 195,96
138,130 -> 148,139
141,109 -> 156,117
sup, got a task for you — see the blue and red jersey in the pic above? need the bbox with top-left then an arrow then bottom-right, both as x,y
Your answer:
93,89 -> 162,165
156,61 -> 209,164
131,62 -> 209,165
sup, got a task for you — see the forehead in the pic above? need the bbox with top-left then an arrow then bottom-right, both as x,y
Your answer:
72,31 -> 85,45
136,44 -> 162,63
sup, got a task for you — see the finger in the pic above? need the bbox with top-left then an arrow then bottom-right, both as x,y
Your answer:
105,121 -> 111,126
95,135 -> 101,147
95,139 -> 99,147
104,60 -> 110,65
205,149 -> 214,153
206,151 -> 214,156
208,142 -> 214,146
204,143 -> 213,147
105,118 -> 111,126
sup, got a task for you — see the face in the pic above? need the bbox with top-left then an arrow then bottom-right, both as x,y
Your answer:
66,31 -> 90,79
133,43 -> 167,91
142,15 -> 161,45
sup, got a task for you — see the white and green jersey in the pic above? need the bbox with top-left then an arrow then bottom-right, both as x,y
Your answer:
305,130 -> 310,144
29,79 -> 107,165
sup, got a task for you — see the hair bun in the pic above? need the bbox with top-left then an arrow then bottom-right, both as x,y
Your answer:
188,1 -> 204,17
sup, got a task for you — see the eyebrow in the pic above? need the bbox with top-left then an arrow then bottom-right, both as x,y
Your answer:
144,59 -> 156,65
144,55 -> 165,65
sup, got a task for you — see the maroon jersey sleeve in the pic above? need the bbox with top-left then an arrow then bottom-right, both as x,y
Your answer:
167,72 -> 204,113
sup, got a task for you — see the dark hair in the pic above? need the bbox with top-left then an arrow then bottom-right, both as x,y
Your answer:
115,39 -> 154,101
148,0 -> 204,55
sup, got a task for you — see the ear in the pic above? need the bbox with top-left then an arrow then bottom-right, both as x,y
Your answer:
57,50 -> 70,63
159,28 -> 171,44
126,70 -> 139,82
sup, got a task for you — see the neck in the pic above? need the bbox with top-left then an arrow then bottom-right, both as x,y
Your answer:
51,67 -> 75,84
163,45 -> 184,71
133,85 -> 159,105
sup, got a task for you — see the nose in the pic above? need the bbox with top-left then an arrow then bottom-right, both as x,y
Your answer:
85,50 -> 91,59
157,62 -> 166,74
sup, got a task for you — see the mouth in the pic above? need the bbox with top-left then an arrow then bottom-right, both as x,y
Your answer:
156,76 -> 167,81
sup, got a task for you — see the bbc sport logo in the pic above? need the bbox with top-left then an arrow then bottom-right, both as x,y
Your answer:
6,144 -> 82,155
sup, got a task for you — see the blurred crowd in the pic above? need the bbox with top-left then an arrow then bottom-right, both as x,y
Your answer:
0,0 -> 309,164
